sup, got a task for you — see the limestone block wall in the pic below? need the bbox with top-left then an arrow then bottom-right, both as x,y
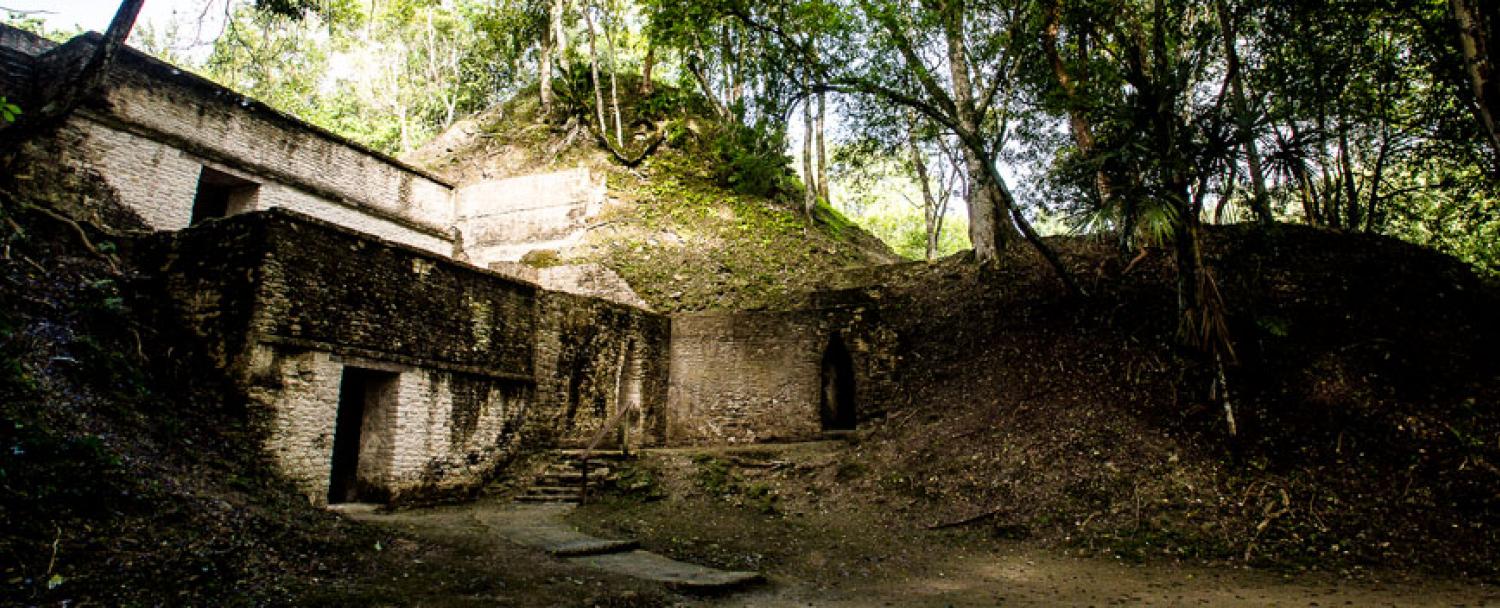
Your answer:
533,291 -> 671,450
251,211 -> 537,376
667,311 -> 827,444
144,209 -> 670,505
69,114 -> 455,253
666,296 -> 903,445
455,167 -> 605,265
245,345 -> 532,503
21,33 -> 458,255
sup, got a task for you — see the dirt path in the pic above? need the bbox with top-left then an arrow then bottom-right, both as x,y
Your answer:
713,549 -> 1499,607
346,497 -> 1497,607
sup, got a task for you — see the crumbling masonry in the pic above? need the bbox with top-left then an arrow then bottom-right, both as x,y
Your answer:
1,25 -> 897,505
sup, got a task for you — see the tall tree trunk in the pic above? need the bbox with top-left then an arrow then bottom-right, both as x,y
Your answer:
640,42 -> 656,95
908,116 -> 940,261
552,0 -> 568,63
1452,0 -> 1500,177
941,0 -> 1017,262
1216,0 -> 1272,224
816,91 -> 829,203
539,19 -> 554,114
686,48 -> 729,119
602,11 -> 623,147
1042,0 -> 1119,230
802,97 -> 817,217
1337,126 -> 1361,229
583,4 -> 607,138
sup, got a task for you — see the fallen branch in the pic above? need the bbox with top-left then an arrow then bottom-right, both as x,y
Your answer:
927,507 -> 1004,530
587,122 -> 667,168
1122,247 -> 1151,275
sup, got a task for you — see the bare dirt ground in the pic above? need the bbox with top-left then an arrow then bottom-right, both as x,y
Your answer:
352,494 -> 1497,607
712,548 -> 1498,607
347,441 -> 1500,607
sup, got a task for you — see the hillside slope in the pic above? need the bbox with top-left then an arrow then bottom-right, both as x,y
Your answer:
844,226 -> 1500,575
569,226 -> 1499,581
406,87 -> 899,313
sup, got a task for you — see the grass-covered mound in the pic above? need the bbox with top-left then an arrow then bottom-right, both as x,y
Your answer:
406,80 -> 897,313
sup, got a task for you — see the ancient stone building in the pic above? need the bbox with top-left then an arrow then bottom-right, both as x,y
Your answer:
1,24 -> 895,505
139,210 -> 667,504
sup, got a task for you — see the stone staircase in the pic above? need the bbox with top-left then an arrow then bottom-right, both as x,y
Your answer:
516,449 -> 631,503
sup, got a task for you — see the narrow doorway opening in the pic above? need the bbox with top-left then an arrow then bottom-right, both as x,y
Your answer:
820,334 -> 856,431
328,367 -> 399,504
190,166 -> 259,226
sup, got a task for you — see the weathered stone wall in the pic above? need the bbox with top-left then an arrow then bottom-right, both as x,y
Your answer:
253,211 -> 537,378
455,167 -> 604,265
667,311 -> 825,444
244,346 -> 531,503
136,212 -> 267,372
666,294 -> 902,445
69,118 -> 458,253
11,32 -> 458,254
534,291 -> 671,450
143,209 -> 670,504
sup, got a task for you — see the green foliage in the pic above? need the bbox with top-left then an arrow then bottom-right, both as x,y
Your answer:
832,154 -> 970,259
688,455 -> 778,514
610,462 -> 665,500
707,120 -> 797,199
0,97 -> 19,123
191,0 -> 534,155
2,10 -> 79,42
519,248 -> 563,269
691,454 -> 734,495
1383,161 -> 1500,275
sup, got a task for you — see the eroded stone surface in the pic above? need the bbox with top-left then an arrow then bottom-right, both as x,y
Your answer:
141,210 -> 669,505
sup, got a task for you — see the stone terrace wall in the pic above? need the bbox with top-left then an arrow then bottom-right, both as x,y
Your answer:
143,209 -> 670,504
136,213 -> 267,373
243,346 -> 532,503
254,212 -> 536,378
534,291 -> 671,450
31,33 -> 456,254
667,311 -> 826,444
667,293 -> 902,445
455,167 -> 604,265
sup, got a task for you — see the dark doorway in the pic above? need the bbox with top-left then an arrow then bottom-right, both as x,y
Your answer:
190,166 -> 258,226
820,334 -> 856,431
328,367 -> 398,504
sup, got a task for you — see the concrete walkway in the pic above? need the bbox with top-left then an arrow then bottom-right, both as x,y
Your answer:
352,502 -> 763,593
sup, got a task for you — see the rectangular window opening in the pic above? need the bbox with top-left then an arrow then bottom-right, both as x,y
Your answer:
190,166 -> 259,226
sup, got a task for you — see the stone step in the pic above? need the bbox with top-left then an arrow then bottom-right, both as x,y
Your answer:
525,485 -> 585,495
539,468 -> 610,480
546,538 -> 640,557
571,551 -> 764,592
514,493 -> 581,503
510,449 -> 630,504
547,462 -> 612,473
556,449 -> 631,461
